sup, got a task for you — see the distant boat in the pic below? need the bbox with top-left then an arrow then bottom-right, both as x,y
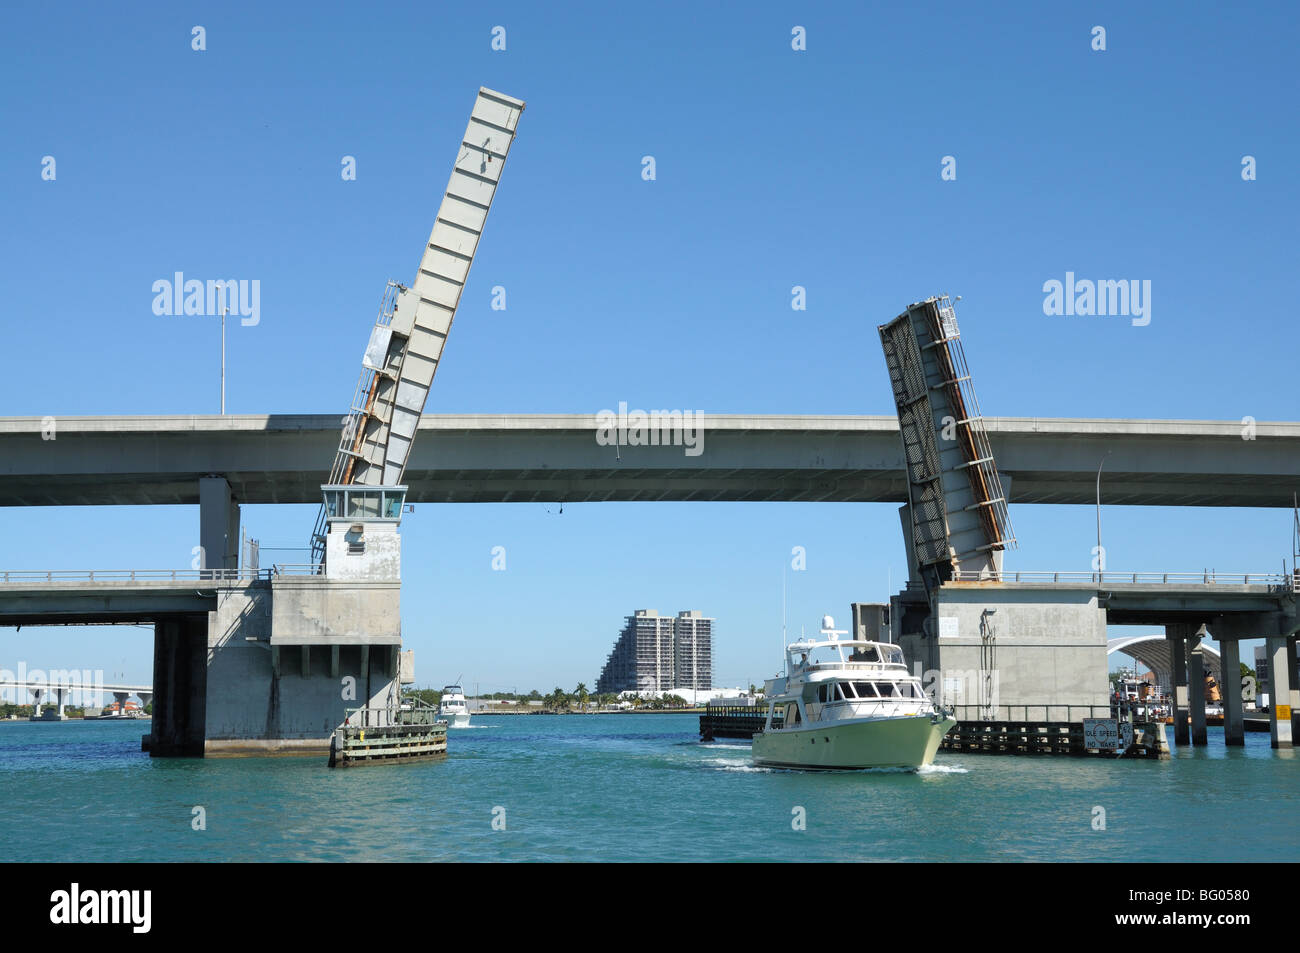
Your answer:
438,686 -> 471,728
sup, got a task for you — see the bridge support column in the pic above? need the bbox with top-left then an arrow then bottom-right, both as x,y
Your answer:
30,688 -> 42,718
1220,638 -> 1244,746
1168,625 -> 1190,747
199,476 -> 240,575
150,615 -> 208,756
897,504 -> 921,587
112,692 -> 130,716
56,687 -> 67,718
1188,626 -> 1208,747
1289,635 -> 1300,745
1265,636 -> 1293,749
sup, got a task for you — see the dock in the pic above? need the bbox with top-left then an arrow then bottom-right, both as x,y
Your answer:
698,706 -> 780,741
700,706 -> 1168,758
939,720 -> 1169,758
328,701 -> 447,767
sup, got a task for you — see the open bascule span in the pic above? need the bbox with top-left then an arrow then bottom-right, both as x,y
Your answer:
0,87 -> 526,759
878,297 -> 1298,757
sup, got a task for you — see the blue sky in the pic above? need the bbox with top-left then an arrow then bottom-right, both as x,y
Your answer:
1,1 -> 1296,692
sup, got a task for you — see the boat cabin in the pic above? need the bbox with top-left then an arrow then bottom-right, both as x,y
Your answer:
760,638 -> 930,732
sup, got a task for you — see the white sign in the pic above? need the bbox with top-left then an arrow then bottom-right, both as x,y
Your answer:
938,617 -> 958,639
1083,718 -> 1133,750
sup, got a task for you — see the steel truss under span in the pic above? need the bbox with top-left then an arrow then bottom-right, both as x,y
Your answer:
879,296 -> 1016,593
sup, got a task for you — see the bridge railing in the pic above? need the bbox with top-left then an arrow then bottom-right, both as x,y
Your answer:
0,565 -> 323,584
952,570 -> 1294,588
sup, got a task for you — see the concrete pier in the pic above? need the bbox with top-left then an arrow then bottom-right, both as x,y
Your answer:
895,584 -> 1112,723
1170,626 -> 1190,747
1220,638 -> 1244,746
1188,627 -> 1208,747
1266,636 -> 1293,749
150,616 -> 208,756
1290,635 -> 1300,744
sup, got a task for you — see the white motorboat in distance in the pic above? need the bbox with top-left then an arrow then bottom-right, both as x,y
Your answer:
438,685 -> 471,728
752,616 -> 956,770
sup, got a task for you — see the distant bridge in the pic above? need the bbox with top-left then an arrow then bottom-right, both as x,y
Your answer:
3,679 -> 152,718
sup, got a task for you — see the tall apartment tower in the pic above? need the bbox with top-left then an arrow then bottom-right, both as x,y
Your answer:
672,610 -> 713,691
596,609 -> 714,694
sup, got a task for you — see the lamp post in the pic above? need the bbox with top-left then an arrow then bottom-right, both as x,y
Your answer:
220,305 -> 228,414
1095,451 -> 1112,577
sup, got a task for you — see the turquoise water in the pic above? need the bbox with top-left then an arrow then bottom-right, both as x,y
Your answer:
1,715 -> 1296,862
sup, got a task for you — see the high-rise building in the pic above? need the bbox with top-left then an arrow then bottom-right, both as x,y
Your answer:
672,610 -> 713,691
596,609 -> 714,694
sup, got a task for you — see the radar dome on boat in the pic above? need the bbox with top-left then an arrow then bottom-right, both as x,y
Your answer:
821,614 -> 835,630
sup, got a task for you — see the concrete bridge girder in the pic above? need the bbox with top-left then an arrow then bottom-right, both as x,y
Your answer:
2,414 -> 1300,507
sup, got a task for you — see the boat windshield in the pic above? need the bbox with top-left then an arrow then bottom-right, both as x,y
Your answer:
791,641 -> 904,670
817,679 -> 925,702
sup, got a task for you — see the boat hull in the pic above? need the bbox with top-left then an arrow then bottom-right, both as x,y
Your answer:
441,712 -> 471,728
752,715 -> 956,770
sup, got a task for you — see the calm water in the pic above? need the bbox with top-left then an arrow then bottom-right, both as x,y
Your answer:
1,715 -> 1296,862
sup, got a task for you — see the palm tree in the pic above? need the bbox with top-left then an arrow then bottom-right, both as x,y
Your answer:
574,682 -> 589,712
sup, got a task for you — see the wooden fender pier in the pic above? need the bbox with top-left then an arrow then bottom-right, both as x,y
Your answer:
329,702 -> 448,767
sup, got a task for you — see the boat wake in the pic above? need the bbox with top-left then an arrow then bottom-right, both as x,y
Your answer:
696,742 -> 752,750
917,762 -> 969,775
703,757 -> 775,773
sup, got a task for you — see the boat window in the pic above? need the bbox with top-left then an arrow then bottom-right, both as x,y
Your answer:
848,645 -> 880,663
854,681 -> 878,698
884,646 -> 904,665
817,684 -> 828,703
788,703 -> 802,725
834,682 -> 854,700
876,682 -> 899,697
897,682 -> 917,698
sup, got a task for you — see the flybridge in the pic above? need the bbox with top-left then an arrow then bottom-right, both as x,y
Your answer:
310,87 -> 525,563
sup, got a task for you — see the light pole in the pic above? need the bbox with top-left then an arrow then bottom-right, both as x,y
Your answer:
220,305 -> 228,414
1095,451 -> 1112,576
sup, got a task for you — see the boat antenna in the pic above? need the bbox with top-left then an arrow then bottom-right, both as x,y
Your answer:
781,561 -> 788,655
1292,493 -> 1299,568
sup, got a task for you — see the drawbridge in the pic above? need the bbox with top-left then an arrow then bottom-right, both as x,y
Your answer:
310,88 -> 526,563
879,296 -> 1016,594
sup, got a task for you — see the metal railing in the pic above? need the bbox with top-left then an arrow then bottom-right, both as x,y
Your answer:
310,280 -> 403,565
0,565 -> 323,584
951,569 -> 1293,588
267,563 -> 324,577
343,698 -> 444,729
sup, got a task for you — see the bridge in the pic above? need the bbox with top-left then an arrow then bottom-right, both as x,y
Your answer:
0,568 -> 312,626
3,85 -> 1298,760
1,414 -> 1298,508
3,678 -> 152,719
1107,634 -> 1224,690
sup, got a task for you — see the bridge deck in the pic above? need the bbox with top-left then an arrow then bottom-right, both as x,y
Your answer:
949,571 -> 1297,627
1,415 -> 1298,507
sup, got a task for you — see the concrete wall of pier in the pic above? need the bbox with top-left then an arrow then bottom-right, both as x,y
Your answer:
897,586 -> 1111,721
